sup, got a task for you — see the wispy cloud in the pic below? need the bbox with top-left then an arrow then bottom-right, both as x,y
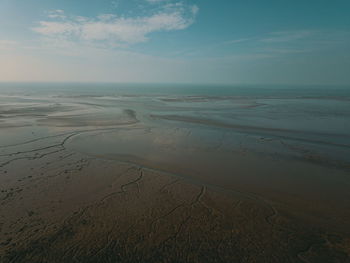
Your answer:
223,38 -> 251,45
47,9 -> 66,19
32,3 -> 198,46
146,0 -> 168,3
260,30 -> 313,43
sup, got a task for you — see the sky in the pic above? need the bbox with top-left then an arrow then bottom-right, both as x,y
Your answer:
0,0 -> 350,85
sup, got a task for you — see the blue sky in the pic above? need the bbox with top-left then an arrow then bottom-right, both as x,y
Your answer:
1,0 -> 350,84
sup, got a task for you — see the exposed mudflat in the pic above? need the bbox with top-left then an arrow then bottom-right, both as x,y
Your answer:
0,86 -> 350,262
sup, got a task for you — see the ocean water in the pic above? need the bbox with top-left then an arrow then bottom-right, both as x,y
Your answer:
1,82 -> 350,97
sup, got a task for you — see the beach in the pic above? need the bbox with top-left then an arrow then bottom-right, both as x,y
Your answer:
0,84 -> 349,262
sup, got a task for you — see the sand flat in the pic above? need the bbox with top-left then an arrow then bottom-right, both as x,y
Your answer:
0,86 -> 349,262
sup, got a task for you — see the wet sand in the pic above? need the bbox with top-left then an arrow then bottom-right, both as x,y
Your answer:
0,90 -> 350,262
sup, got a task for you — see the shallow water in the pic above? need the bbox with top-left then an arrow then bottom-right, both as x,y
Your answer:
1,83 -> 350,225
1,83 -> 350,168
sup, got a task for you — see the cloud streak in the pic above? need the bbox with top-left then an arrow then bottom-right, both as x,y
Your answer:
260,30 -> 313,43
32,4 -> 198,46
